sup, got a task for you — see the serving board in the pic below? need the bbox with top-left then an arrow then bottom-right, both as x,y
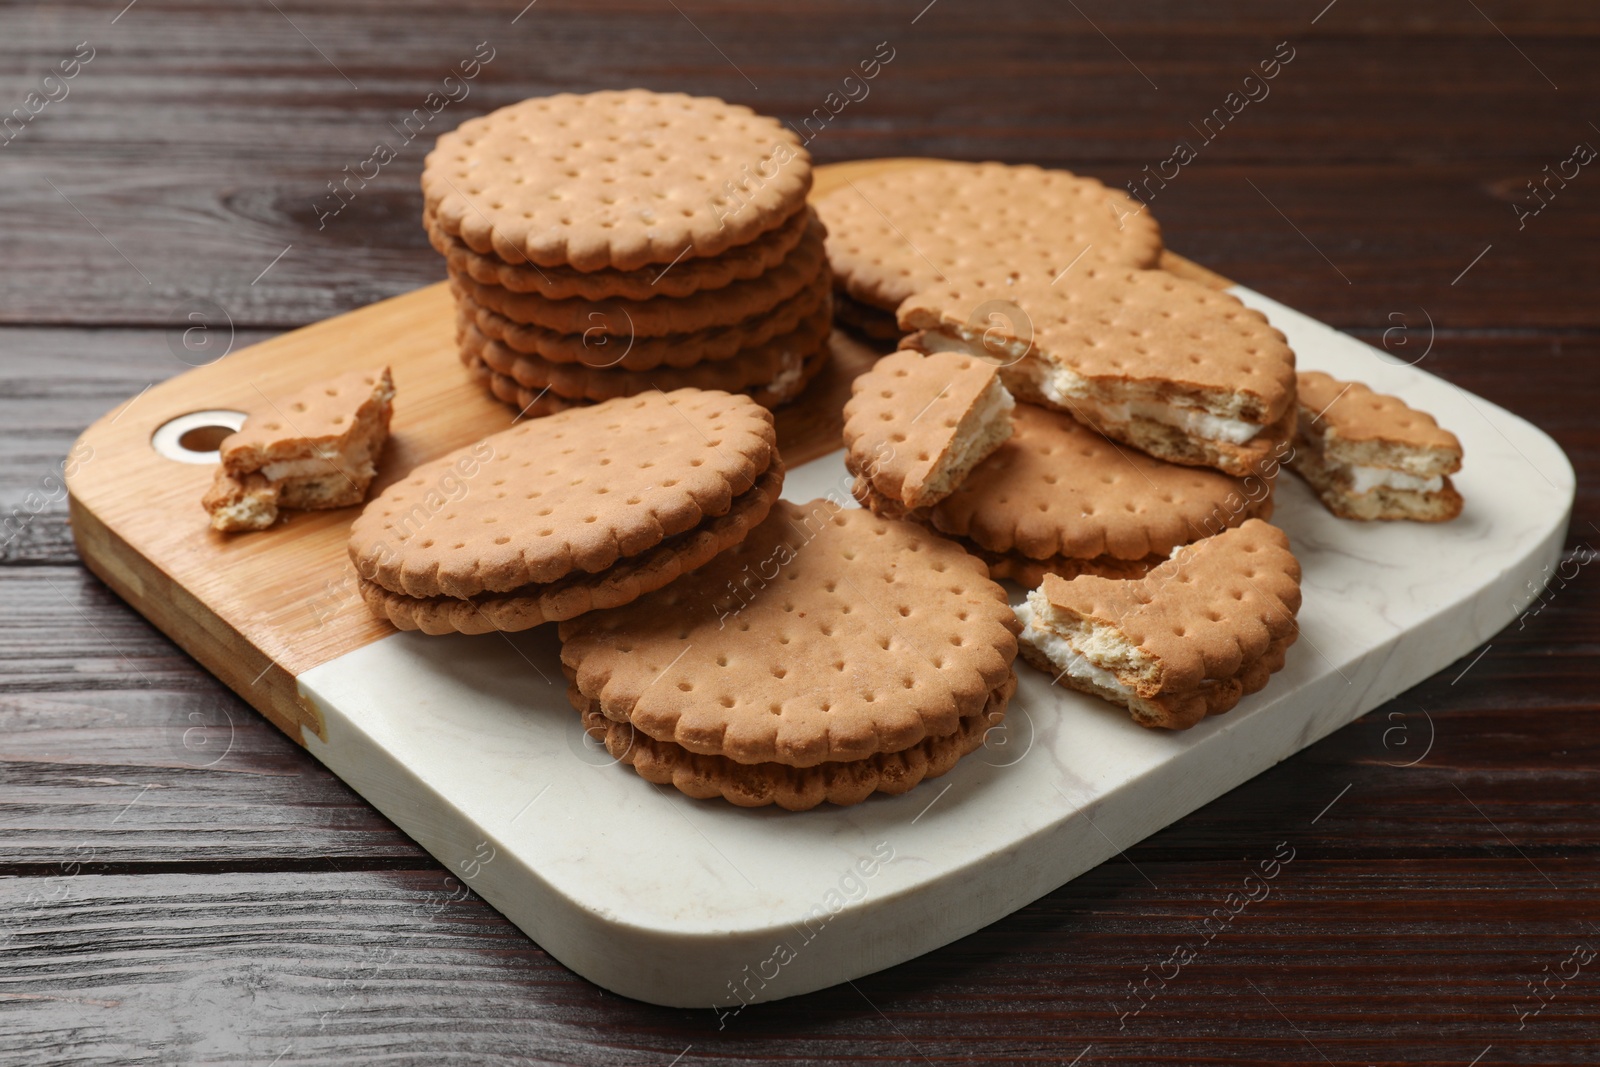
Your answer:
67,159 -> 1574,1009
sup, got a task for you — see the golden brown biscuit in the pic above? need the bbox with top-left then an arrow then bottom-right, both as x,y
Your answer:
559,500 -> 1020,773
204,367 -> 394,531
1016,519 -> 1302,729
456,266 -> 832,371
424,204 -> 813,301
1289,371 -> 1463,522
850,402 -> 1276,582
446,212 -> 827,337
423,91 -> 811,271
814,161 -> 1161,314
359,461 -> 784,635
349,389 -> 778,606
842,348 -> 1015,510
577,673 -> 1014,811
458,293 -> 831,402
899,268 -> 1296,478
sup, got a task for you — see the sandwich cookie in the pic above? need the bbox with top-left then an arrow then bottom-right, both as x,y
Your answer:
424,204 -> 814,302
842,348 -> 1015,512
559,501 -> 1020,810
458,296 -> 833,406
815,161 -> 1162,323
900,269 -> 1296,478
423,90 -> 812,271
852,402 -> 1276,586
1016,519 -> 1302,729
348,389 -> 782,634
1289,371 -> 1464,522
458,267 -> 831,371
204,367 -> 394,532
447,212 -> 828,338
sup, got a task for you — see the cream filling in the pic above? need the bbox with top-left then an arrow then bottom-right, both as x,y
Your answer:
926,330 -> 1263,445
1016,601 -> 1136,697
260,455 -> 346,480
1347,464 -> 1444,494
952,379 -> 1016,461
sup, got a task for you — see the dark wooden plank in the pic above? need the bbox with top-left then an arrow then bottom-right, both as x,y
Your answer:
1,2 -> 1598,328
3,0 -> 1599,1059
1,861 -> 1596,1064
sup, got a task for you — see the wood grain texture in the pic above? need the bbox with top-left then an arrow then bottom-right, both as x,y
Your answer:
4,0 -> 1599,1061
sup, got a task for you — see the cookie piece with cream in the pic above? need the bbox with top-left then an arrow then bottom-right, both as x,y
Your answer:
1016,519 -> 1301,730
899,268 -> 1296,478
1288,371 -> 1463,522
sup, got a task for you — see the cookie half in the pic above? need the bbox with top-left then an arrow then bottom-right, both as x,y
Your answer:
1017,519 -> 1302,729
1290,371 -> 1463,522
851,402 -> 1276,584
204,367 -> 394,531
349,389 -> 781,633
423,91 -> 812,271
843,348 -> 1014,511
815,161 -> 1161,315
900,269 -> 1296,478
559,500 -> 1020,806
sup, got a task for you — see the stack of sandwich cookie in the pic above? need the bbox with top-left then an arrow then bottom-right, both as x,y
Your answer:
348,389 -> 783,634
423,90 -> 832,415
900,268 -> 1296,478
1289,371 -> 1464,521
1016,519 -> 1302,730
854,401 -> 1275,586
814,161 -> 1162,342
559,501 -> 1020,810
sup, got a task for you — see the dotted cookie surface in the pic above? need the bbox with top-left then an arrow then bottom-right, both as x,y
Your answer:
460,295 -> 832,401
877,403 -> 1273,562
447,212 -> 826,337
842,348 -> 1006,507
559,501 -> 1020,767
577,672 -> 1015,810
348,389 -> 776,599
457,266 -> 831,371
423,90 -> 812,272
815,161 -> 1161,312
1041,518 -> 1302,696
1296,371 -> 1461,453
425,204 -> 814,301
901,269 -> 1296,422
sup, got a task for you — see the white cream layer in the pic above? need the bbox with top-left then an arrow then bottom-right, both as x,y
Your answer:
1016,601 -> 1136,697
1347,464 -> 1444,494
927,330 -> 1263,445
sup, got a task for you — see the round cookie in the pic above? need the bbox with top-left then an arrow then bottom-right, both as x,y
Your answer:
578,672 -> 1014,810
459,295 -> 831,402
423,90 -> 812,271
465,341 -> 831,417
852,403 -> 1275,579
425,204 -> 814,301
349,389 -> 778,601
815,161 -> 1162,314
559,501 -> 1020,773
360,460 -> 784,635
447,213 -> 827,337
457,266 -> 831,371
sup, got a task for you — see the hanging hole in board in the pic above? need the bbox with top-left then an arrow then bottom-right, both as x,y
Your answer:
151,410 -> 248,464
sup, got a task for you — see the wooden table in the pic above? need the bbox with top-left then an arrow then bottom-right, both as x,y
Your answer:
4,2 -> 1597,1063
